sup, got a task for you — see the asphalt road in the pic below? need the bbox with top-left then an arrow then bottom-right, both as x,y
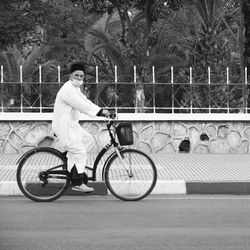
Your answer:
1,195 -> 250,250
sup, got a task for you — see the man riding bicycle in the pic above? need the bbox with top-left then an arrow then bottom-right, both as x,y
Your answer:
52,62 -> 110,192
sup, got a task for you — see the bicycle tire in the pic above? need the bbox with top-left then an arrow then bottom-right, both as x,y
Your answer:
104,148 -> 157,201
16,147 -> 70,202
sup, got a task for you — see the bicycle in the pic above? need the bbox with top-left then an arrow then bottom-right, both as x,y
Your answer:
16,114 -> 157,202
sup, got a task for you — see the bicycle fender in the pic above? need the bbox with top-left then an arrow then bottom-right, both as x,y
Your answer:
16,147 -> 65,165
16,148 -> 36,165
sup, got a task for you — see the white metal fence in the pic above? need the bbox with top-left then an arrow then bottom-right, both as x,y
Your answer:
0,65 -> 249,114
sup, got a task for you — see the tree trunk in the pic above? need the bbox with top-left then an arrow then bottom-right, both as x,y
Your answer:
243,0 -> 250,67
242,0 -> 250,110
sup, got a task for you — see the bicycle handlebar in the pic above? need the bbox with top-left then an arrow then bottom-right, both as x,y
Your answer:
109,113 -> 117,120
106,112 -> 117,129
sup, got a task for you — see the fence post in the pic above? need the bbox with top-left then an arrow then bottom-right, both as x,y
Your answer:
20,65 -> 23,112
208,67 -> 211,113
227,67 -> 229,113
190,67 -> 193,113
58,66 -> 61,83
114,65 -> 117,113
1,65 -> 3,112
245,67 -> 248,113
171,66 -> 174,113
96,66 -> 99,106
152,66 -> 156,114
39,65 -> 42,113
134,65 -> 137,113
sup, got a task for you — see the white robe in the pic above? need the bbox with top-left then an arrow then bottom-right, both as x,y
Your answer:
52,81 -> 101,172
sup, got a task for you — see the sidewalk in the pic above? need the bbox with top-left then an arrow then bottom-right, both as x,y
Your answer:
1,153 -> 250,196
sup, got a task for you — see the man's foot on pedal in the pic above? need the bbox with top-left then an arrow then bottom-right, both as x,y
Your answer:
72,183 -> 94,193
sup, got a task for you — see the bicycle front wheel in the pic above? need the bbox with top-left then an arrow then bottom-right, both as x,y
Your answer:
16,147 -> 69,202
105,149 -> 157,201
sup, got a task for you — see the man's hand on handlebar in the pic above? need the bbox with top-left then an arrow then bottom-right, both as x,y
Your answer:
104,110 -> 117,119
96,109 -> 114,118
102,109 -> 111,118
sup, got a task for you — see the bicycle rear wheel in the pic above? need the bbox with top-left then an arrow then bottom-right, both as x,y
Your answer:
16,147 -> 69,202
105,149 -> 157,201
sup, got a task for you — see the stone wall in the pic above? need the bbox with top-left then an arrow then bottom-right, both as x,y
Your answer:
0,121 -> 250,154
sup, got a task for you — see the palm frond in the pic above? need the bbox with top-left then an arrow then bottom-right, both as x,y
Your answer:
105,12 -> 122,34
87,29 -> 125,65
0,46 -> 21,81
131,11 -> 145,31
34,60 -> 59,82
87,44 -> 106,63
149,54 -> 187,69
22,45 -> 44,81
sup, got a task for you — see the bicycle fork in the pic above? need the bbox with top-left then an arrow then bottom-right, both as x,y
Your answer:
115,148 -> 133,178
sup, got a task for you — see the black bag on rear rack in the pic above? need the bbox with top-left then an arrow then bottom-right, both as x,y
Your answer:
116,122 -> 134,146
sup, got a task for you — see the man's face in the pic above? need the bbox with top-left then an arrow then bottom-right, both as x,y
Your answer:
71,70 -> 84,81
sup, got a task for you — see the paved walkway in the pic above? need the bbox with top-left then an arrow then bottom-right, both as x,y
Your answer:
1,153 -> 250,195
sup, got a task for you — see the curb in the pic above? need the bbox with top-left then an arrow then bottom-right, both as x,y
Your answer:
152,180 -> 186,194
0,181 -> 107,196
2,180 -> 250,196
0,181 -> 23,196
0,180 -> 186,196
186,181 -> 250,194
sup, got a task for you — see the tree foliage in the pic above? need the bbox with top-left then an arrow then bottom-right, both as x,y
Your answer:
81,0 -> 242,111
0,1 -> 46,50
178,0 -> 242,112
0,0 -> 100,109
0,0 -> 101,81
0,0 -> 246,112
79,0 -> 194,108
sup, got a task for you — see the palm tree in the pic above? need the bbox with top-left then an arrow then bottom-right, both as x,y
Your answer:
84,6 -> 190,111
0,44 -> 60,111
179,0 -> 241,112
